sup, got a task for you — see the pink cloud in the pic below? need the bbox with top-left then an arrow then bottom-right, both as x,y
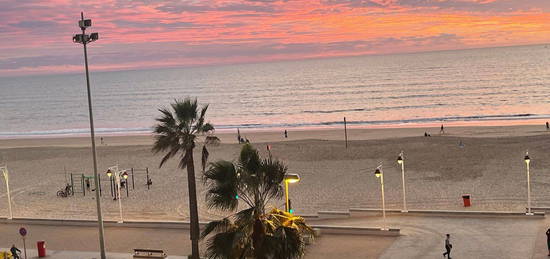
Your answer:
0,0 -> 549,76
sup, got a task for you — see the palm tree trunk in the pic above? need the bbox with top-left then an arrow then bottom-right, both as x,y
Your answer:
186,149 -> 200,259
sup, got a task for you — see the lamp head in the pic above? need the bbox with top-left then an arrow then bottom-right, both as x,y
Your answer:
284,173 -> 300,183
122,171 -> 128,179
106,169 -> 112,177
374,168 -> 381,178
397,155 -> 403,164
524,154 -> 530,164
90,32 -> 99,41
79,19 -> 92,29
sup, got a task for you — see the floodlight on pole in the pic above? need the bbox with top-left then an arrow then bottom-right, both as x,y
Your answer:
374,165 -> 388,230
0,166 -> 13,219
524,151 -> 533,215
284,173 -> 300,213
73,12 -> 106,259
397,151 -> 407,212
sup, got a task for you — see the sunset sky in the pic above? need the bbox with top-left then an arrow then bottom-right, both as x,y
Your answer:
1,0 -> 549,76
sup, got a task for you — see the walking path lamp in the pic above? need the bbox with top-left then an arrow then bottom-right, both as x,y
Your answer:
107,166 -> 127,223
524,152 -> 533,215
0,166 -> 13,219
73,12 -> 105,258
397,151 -> 408,212
374,165 -> 388,230
284,173 -> 300,213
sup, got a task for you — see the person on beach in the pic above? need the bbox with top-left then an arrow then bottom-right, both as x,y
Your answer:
284,130 -> 288,138
546,228 -> 550,256
440,124 -> 445,134
10,244 -> 21,259
546,122 -> 549,131
443,234 -> 452,258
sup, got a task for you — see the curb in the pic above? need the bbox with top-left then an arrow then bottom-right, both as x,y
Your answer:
300,208 -> 545,220
0,217 -> 399,237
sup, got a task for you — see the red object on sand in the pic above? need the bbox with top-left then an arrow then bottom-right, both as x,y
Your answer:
462,194 -> 471,207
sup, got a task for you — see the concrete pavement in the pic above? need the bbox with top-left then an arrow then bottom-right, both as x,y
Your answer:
0,248 -> 187,259
316,214 -> 543,259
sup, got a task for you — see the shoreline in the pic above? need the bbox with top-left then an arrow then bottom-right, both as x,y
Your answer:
1,117 -> 549,141
1,122 -> 549,148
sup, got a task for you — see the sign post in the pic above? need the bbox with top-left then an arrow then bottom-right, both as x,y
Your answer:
19,227 -> 27,259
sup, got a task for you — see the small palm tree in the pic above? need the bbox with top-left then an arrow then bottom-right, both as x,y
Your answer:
152,98 -> 214,259
201,144 -> 313,259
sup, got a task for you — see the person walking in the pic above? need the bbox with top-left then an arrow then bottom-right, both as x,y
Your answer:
440,124 -> 445,134
443,234 -> 452,258
546,122 -> 549,131
284,130 -> 288,138
10,244 -> 21,259
546,228 -> 550,256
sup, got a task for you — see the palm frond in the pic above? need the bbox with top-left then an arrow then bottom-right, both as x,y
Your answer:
201,218 -> 232,239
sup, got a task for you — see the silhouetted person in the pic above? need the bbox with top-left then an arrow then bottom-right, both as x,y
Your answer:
284,130 -> 288,138
443,234 -> 452,258
424,132 -> 428,137
546,122 -> 549,131
546,228 -> 550,256
245,138 -> 250,143
440,124 -> 445,134
10,244 -> 21,259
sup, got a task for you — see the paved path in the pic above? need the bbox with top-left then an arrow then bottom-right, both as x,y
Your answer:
0,248 -> 187,259
316,214 -> 543,259
0,221 -> 395,258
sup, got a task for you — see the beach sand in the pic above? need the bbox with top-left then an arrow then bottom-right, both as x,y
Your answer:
0,124 -> 549,221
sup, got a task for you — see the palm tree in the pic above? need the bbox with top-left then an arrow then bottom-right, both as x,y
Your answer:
201,144 -> 313,259
152,98 -> 214,259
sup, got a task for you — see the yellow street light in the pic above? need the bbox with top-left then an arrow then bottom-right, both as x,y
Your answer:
284,173 -> 300,213
106,169 -> 112,178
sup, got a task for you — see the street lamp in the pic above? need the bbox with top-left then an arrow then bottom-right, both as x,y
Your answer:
524,152 -> 533,215
374,165 -> 387,230
283,173 -> 300,213
73,12 -> 105,259
107,166 -> 125,223
0,166 -> 13,219
397,151 -> 407,212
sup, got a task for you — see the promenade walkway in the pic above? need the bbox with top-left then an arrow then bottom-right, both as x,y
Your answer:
315,213 -> 543,259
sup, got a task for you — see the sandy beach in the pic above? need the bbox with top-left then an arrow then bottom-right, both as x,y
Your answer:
0,124 -> 549,221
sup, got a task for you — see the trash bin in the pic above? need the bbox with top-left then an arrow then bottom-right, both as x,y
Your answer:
462,194 -> 471,207
37,240 -> 46,257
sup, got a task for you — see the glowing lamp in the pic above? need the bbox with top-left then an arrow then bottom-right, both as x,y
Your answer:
106,170 -> 112,177
374,168 -> 381,178
397,155 -> 403,164
524,154 -> 530,165
284,173 -> 300,183
122,172 -> 128,179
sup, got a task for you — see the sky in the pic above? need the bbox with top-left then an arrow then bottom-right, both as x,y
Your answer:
1,0 -> 550,76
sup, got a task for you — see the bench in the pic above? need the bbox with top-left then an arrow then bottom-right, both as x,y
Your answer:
133,249 -> 167,258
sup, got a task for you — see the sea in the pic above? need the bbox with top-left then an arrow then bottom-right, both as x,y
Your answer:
1,44 -> 550,138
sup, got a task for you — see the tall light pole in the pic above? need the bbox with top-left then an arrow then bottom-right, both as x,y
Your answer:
73,12 -> 105,259
283,173 -> 300,213
107,166 -> 128,223
0,166 -> 13,219
374,165 -> 387,230
397,151 -> 407,212
524,152 -> 533,215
